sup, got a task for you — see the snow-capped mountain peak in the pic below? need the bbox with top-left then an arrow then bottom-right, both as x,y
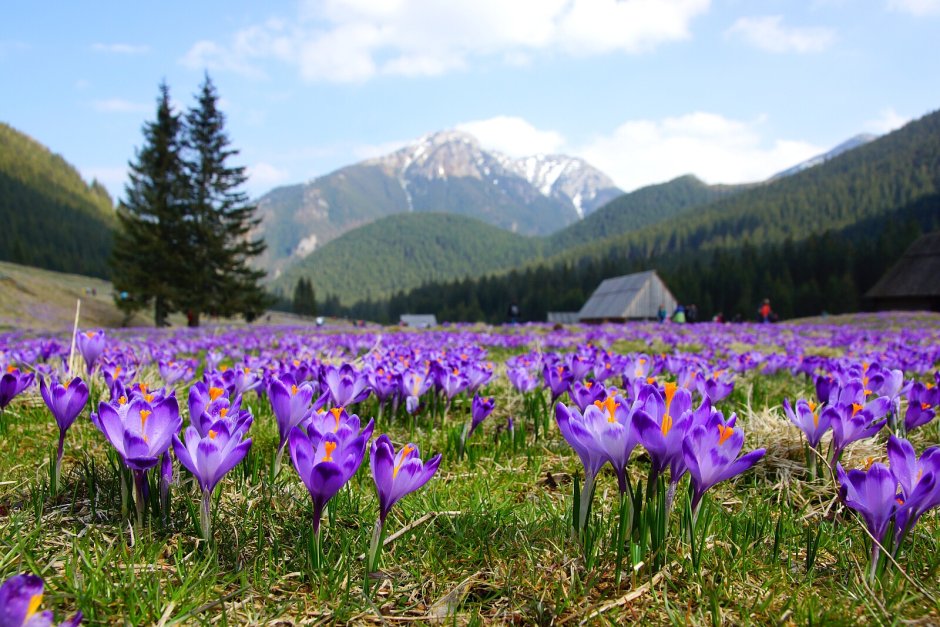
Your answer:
367,129 -> 621,218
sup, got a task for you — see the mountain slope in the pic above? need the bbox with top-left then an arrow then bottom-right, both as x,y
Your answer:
0,122 -> 116,278
274,212 -> 543,305
255,130 -> 621,275
546,109 -> 940,268
547,175 -> 749,250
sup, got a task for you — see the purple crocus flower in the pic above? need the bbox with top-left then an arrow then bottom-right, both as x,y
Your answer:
556,402 -> 609,531
468,394 -> 495,437
76,330 -> 105,374
95,394 -> 182,523
783,398 -> 831,449
188,382 -> 227,424
0,573 -> 82,627
887,436 -> 940,542
903,382 -> 937,433
569,380 -> 607,412
321,364 -> 371,408
828,401 -> 888,469
370,434 -> 442,525
402,370 -> 432,415
506,366 -> 538,394
683,412 -> 766,518
173,420 -> 252,538
698,370 -> 735,403
634,382 -> 694,483
288,415 -> 373,537
577,395 -> 642,494
0,366 -> 34,412
439,367 -> 469,401
836,461 -> 900,582
39,376 -> 89,488
366,434 -> 441,574
158,359 -> 193,386
543,363 -> 573,403
267,375 -> 315,473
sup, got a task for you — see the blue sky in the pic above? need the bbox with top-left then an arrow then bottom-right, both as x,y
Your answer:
2,0 -> 939,200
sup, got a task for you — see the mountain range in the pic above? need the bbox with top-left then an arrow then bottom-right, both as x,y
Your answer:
279,109 -> 939,309
253,130 -> 622,275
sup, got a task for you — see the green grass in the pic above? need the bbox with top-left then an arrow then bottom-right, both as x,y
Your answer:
1,363 -> 939,624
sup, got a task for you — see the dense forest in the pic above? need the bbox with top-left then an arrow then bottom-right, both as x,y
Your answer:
317,193 -> 940,324
0,123 -> 116,277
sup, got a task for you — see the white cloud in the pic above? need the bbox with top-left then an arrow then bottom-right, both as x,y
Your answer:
887,0 -> 940,15
575,112 -> 824,191
91,43 -> 150,54
725,15 -> 835,53
247,162 -> 290,189
456,116 -> 565,156
865,107 -> 910,134
180,0 -> 710,82
91,99 -> 150,113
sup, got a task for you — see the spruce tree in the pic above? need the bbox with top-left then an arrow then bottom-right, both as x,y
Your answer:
183,74 -> 267,326
111,82 -> 190,327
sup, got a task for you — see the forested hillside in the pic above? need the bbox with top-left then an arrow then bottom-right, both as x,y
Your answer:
0,123 -> 115,277
328,194 -> 940,323
274,212 -> 543,305
547,175 -> 748,250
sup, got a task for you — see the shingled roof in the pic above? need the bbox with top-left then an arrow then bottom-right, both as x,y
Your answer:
865,232 -> 940,299
577,270 -> 677,321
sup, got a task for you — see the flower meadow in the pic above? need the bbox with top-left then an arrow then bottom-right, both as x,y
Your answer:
0,314 -> 938,624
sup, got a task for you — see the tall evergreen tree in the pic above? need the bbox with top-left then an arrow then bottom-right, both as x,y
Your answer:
183,74 -> 267,326
111,82 -> 190,327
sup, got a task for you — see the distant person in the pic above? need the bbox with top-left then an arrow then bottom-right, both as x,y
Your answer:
687,303 -> 698,324
657,303 -> 667,323
672,304 -> 686,324
507,301 -> 520,324
758,298 -> 773,323
712,311 -> 725,323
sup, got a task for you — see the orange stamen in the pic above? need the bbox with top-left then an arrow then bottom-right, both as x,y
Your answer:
851,403 -> 863,417
593,397 -> 620,423
220,407 -> 228,418
119,395 -> 127,405
717,424 -> 734,445
664,382 -> 677,409
26,594 -> 42,620
209,387 -> 224,401
330,407 -> 343,430
208,430 -> 218,440
394,445 -> 415,478
140,409 -> 152,430
322,441 -> 337,462
661,413 -> 673,435
291,384 -> 298,395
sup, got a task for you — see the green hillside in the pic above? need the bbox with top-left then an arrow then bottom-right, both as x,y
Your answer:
275,212 -> 543,305
547,175 -> 748,250
549,108 -> 940,267
0,122 -> 116,277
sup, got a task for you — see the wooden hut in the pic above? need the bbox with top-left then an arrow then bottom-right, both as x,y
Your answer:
865,232 -> 940,311
577,270 -> 677,323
